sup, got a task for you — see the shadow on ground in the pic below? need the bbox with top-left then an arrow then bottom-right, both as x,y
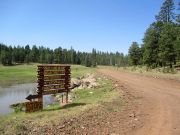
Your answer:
44,103 -> 86,111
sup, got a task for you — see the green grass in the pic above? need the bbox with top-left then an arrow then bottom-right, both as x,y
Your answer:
45,78 -> 118,111
0,64 -> 37,86
73,79 -> 116,104
0,64 -> 96,86
71,65 -> 96,78
0,77 -> 121,135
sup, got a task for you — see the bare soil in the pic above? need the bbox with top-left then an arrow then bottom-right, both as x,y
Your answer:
28,69 -> 180,135
98,69 -> 180,135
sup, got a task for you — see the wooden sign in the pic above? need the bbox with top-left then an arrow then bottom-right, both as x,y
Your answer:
26,94 -> 40,101
37,65 -> 71,96
25,65 -> 71,113
25,101 -> 43,113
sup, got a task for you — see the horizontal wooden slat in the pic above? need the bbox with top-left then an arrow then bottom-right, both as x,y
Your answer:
44,84 -> 65,87
43,74 -> 69,77
38,78 -> 65,82
38,65 -> 70,67
37,75 -> 70,80
42,84 -> 66,91
42,70 -> 66,75
41,75 -> 70,80
37,69 -> 70,73
38,80 -> 68,85
42,88 -> 69,95
38,66 -> 70,70
37,79 -> 70,85
37,74 -> 66,78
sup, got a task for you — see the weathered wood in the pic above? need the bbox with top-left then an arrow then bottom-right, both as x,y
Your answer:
38,70 -> 66,75
39,75 -> 70,80
38,65 -> 70,71
38,79 -> 68,85
26,94 -> 40,101
42,89 -> 67,95
25,101 -> 43,113
25,65 -> 71,112
40,84 -> 67,91
38,64 -> 70,98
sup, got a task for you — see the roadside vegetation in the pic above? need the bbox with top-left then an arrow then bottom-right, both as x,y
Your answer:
0,74 -> 122,135
100,65 -> 180,81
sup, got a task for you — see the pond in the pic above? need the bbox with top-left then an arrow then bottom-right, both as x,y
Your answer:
0,83 -> 57,115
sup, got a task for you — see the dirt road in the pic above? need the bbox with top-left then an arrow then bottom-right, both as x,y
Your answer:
99,69 -> 180,135
32,69 -> 180,135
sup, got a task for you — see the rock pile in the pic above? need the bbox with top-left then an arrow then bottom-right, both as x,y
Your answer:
53,74 -> 99,104
71,74 -> 99,89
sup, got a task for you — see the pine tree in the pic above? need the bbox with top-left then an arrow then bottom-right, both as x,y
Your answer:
156,0 -> 175,23
174,24 -> 180,61
91,48 -> 97,67
85,54 -> 92,67
177,2 -> 180,24
24,45 -> 30,64
1,50 -> 12,65
54,47 -> 62,64
39,46 -> 46,64
29,45 -> 39,62
128,42 -> 141,66
158,23 -> 177,67
143,22 -> 163,67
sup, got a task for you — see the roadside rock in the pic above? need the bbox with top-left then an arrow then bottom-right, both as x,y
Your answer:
71,74 -> 99,90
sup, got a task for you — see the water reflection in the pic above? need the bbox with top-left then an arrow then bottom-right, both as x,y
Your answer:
0,83 -> 36,115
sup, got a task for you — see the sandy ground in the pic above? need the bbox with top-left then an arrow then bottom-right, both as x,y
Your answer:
29,69 -> 180,135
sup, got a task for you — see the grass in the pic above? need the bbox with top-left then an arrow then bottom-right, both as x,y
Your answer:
0,64 -> 37,86
0,63 -> 96,86
71,65 -> 96,78
0,77 -> 121,135
45,78 -> 118,111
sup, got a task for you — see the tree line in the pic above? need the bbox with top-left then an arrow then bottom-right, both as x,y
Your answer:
0,44 -> 128,67
128,0 -> 180,68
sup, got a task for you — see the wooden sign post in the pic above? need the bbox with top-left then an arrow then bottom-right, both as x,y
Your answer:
25,65 -> 71,112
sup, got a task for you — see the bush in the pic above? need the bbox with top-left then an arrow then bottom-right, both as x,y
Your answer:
14,104 -> 24,113
162,67 -> 177,74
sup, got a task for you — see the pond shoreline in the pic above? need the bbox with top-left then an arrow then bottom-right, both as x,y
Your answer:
0,83 -> 37,115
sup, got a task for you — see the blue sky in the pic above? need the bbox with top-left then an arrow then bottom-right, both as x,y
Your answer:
0,0 -> 179,54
